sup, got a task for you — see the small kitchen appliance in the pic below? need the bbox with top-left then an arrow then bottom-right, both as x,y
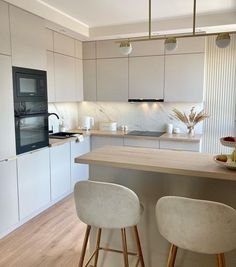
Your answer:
80,116 -> 94,130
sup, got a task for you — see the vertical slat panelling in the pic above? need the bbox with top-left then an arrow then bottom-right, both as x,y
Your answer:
202,35 -> 236,154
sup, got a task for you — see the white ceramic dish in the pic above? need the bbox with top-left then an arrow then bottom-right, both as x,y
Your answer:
220,137 -> 236,148
214,155 -> 236,170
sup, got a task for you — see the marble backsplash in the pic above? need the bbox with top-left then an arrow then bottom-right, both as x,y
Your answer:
49,102 -> 204,134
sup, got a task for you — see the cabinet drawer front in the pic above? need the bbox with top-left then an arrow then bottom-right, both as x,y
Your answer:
160,140 -> 200,152
124,137 -> 159,149
91,136 -> 124,150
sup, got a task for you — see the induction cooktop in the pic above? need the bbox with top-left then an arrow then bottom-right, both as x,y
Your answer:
127,131 -> 165,137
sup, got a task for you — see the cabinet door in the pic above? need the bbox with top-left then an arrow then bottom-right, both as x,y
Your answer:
0,1 -> 11,55
75,40 -> 83,59
10,6 -> 46,70
17,148 -> 51,220
75,58 -> 84,101
0,55 -> 16,161
71,137 -> 90,189
45,28 -> 53,51
91,136 -> 124,150
0,159 -> 19,238
160,140 -> 200,152
54,53 -> 76,102
83,59 -> 97,101
54,32 -> 75,57
97,58 -> 128,101
129,56 -> 164,99
124,137 -> 159,148
50,143 -> 71,201
96,40 -> 124,59
83,42 -> 96,59
130,40 -> 164,57
47,51 -> 55,102
165,53 -> 204,102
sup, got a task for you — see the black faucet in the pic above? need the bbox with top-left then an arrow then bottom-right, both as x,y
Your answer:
48,112 -> 60,119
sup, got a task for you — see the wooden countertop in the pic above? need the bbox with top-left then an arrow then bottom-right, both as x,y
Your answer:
75,146 -> 236,181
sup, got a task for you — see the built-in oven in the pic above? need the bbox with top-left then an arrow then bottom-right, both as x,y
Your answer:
15,114 -> 49,154
13,67 -> 49,154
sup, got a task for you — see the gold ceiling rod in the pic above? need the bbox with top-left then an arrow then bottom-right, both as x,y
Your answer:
117,0 -> 236,44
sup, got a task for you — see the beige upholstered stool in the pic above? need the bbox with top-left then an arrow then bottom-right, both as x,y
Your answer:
155,196 -> 236,267
74,180 -> 145,267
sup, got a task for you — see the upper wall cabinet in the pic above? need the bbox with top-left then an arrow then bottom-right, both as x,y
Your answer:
129,56 -> 164,99
83,59 -> 97,101
130,40 -> 164,57
54,53 -> 76,102
0,1 -> 11,55
96,40 -> 125,59
0,55 -> 16,160
83,41 -> 96,59
45,28 -> 54,51
10,6 -> 46,70
165,53 -> 205,102
46,51 -> 55,102
166,37 -> 205,55
75,58 -> 84,101
97,58 -> 128,101
54,32 -> 75,57
75,40 -> 83,59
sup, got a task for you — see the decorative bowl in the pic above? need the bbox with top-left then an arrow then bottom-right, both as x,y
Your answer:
220,137 -> 236,148
214,155 -> 236,170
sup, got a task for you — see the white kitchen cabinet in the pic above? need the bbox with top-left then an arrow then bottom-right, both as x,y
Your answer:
130,40 -> 164,57
0,55 -> 16,161
54,32 -> 75,57
17,148 -> 51,220
46,51 -> 56,102
50,143 -> 71,201
164,53 -> 204,102
83,41 -> 96,59
160,140 -> 200,152
165,37 -> 205,55
54,53 -> 76,102
0,159 -> 19,238
71,137 -> 90,189
0,1 -> 11,55
75,58 -> 84,101
96,40 -> 124,59
83,59 -> 97,101
97,58 -> 128,101
45,28 -> 54,51
10,6 -> 46,70
124,137 -> 160,149
129,56 -> 164,99
91,136 -> 124,150
75,40 -> 83,59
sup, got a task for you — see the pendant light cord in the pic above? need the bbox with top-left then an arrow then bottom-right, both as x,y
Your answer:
193,0 -> 196,35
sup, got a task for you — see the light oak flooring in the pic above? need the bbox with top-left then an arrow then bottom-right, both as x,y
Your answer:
0,195 -> 86,267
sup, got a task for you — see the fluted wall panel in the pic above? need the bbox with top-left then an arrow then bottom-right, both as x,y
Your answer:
202,35 -> 236,154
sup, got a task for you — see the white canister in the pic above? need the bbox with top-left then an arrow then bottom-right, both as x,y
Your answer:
173,127 -> 181,134
166,123 -> 173,134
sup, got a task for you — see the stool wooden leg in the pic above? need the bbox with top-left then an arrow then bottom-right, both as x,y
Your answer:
79,225 -> 91,267
121,228 -> 129,267
167,244 -> 178,267
217,253 -> 226,267
133,226 -> 145,267
94,228 -> 102,267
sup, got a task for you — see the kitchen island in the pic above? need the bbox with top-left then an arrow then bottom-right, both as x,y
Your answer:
75,146 -> 236,267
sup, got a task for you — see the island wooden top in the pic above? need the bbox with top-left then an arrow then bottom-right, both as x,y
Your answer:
75,146 -> 236,182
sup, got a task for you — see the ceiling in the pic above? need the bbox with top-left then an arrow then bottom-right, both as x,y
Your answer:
41,0 -> 236,27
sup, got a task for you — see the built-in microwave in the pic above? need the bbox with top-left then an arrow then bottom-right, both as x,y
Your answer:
12,67 -> 47,101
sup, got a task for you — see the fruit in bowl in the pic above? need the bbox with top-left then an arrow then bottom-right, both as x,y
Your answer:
223,136 -> 236,142
216,154 -> 228,162
230,150 -> 236,161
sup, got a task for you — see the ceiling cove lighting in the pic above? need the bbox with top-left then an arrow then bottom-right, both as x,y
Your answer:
118,0 -> 235,54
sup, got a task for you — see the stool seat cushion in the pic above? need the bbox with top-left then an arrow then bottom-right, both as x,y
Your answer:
74,180 -> 142,229
156,196 -> 236,254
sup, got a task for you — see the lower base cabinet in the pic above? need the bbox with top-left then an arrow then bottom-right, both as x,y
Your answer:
91,136 -> 124,150
50,143 -> 71,201
17,148 -> 51,220
71,137 -> 90,189
0,159 -> 19,238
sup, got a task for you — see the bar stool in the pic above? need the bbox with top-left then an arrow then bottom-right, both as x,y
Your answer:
74,180 -> 145,267
155,196 -> 236,267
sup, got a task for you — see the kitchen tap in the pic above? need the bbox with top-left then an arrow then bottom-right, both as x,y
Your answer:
48,112 -> 60,119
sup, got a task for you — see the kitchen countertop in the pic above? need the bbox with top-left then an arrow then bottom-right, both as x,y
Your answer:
49,129 -> 202,147
75,145 -> 236,181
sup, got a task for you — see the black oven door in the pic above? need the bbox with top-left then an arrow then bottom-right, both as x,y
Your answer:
15,114 -> 49,154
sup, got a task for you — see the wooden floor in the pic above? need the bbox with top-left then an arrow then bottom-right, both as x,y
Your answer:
0,195 -> 86,267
